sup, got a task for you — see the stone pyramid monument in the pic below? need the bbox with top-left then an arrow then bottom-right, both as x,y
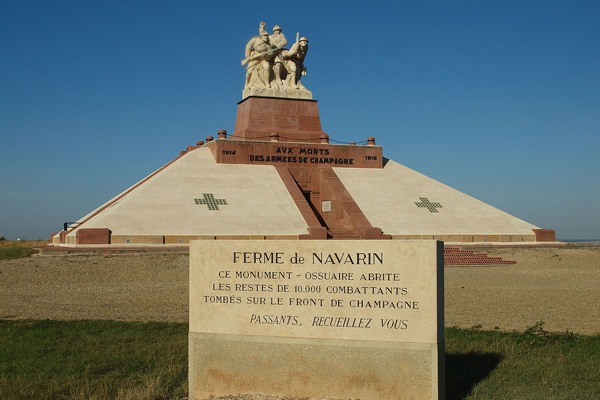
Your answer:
51,22 -> 555,246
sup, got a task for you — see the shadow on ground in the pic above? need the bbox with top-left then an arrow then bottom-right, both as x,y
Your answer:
445,352 -> 503,400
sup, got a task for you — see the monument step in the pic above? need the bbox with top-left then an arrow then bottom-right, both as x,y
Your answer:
327,230 -> 361,240
444,246 -> 516,265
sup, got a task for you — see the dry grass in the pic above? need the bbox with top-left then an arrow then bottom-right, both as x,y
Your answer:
0,239 -> 48,248
0,238 -> 47,260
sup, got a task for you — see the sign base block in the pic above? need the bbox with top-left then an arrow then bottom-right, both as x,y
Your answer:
190,333 -> 443,400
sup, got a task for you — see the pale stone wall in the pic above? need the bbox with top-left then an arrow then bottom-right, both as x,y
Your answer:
66,148 -> 308,240
335,160 -> 539,237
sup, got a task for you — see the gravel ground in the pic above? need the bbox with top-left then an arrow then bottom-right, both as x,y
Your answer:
0,252 -> 189,322
1,245 -> 598,334
445,245 -> 600,334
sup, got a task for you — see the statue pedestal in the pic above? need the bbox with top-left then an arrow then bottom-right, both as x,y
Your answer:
232,96 -> 327,143
242,86 -> 313,100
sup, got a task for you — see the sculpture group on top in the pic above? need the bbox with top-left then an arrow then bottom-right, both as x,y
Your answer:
242,22 -> 312,100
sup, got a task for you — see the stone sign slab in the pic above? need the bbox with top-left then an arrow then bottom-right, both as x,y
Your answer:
206,139 -> 383,169
189,240 -> 444,400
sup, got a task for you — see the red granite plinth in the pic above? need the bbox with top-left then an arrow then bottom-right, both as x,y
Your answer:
76,228 -> 111,244
232,97 -> 328,143
532,229 -> 556,242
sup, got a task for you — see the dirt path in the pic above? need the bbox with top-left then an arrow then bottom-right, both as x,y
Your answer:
1,246 -> 598,334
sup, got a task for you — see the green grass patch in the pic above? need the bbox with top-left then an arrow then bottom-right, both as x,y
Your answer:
446,323 -> 600,399
0,245 -> 38,260
0,320 -> 187,400
0,320 -> 598,400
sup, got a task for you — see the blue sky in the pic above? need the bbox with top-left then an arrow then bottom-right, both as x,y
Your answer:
1,0 -> 599,240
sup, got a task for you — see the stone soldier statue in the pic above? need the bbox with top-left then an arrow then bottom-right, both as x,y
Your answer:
241,22 -> 312,99
284,37 -> 309,90
243,22 -> 277,90
269,25 -> 288,87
